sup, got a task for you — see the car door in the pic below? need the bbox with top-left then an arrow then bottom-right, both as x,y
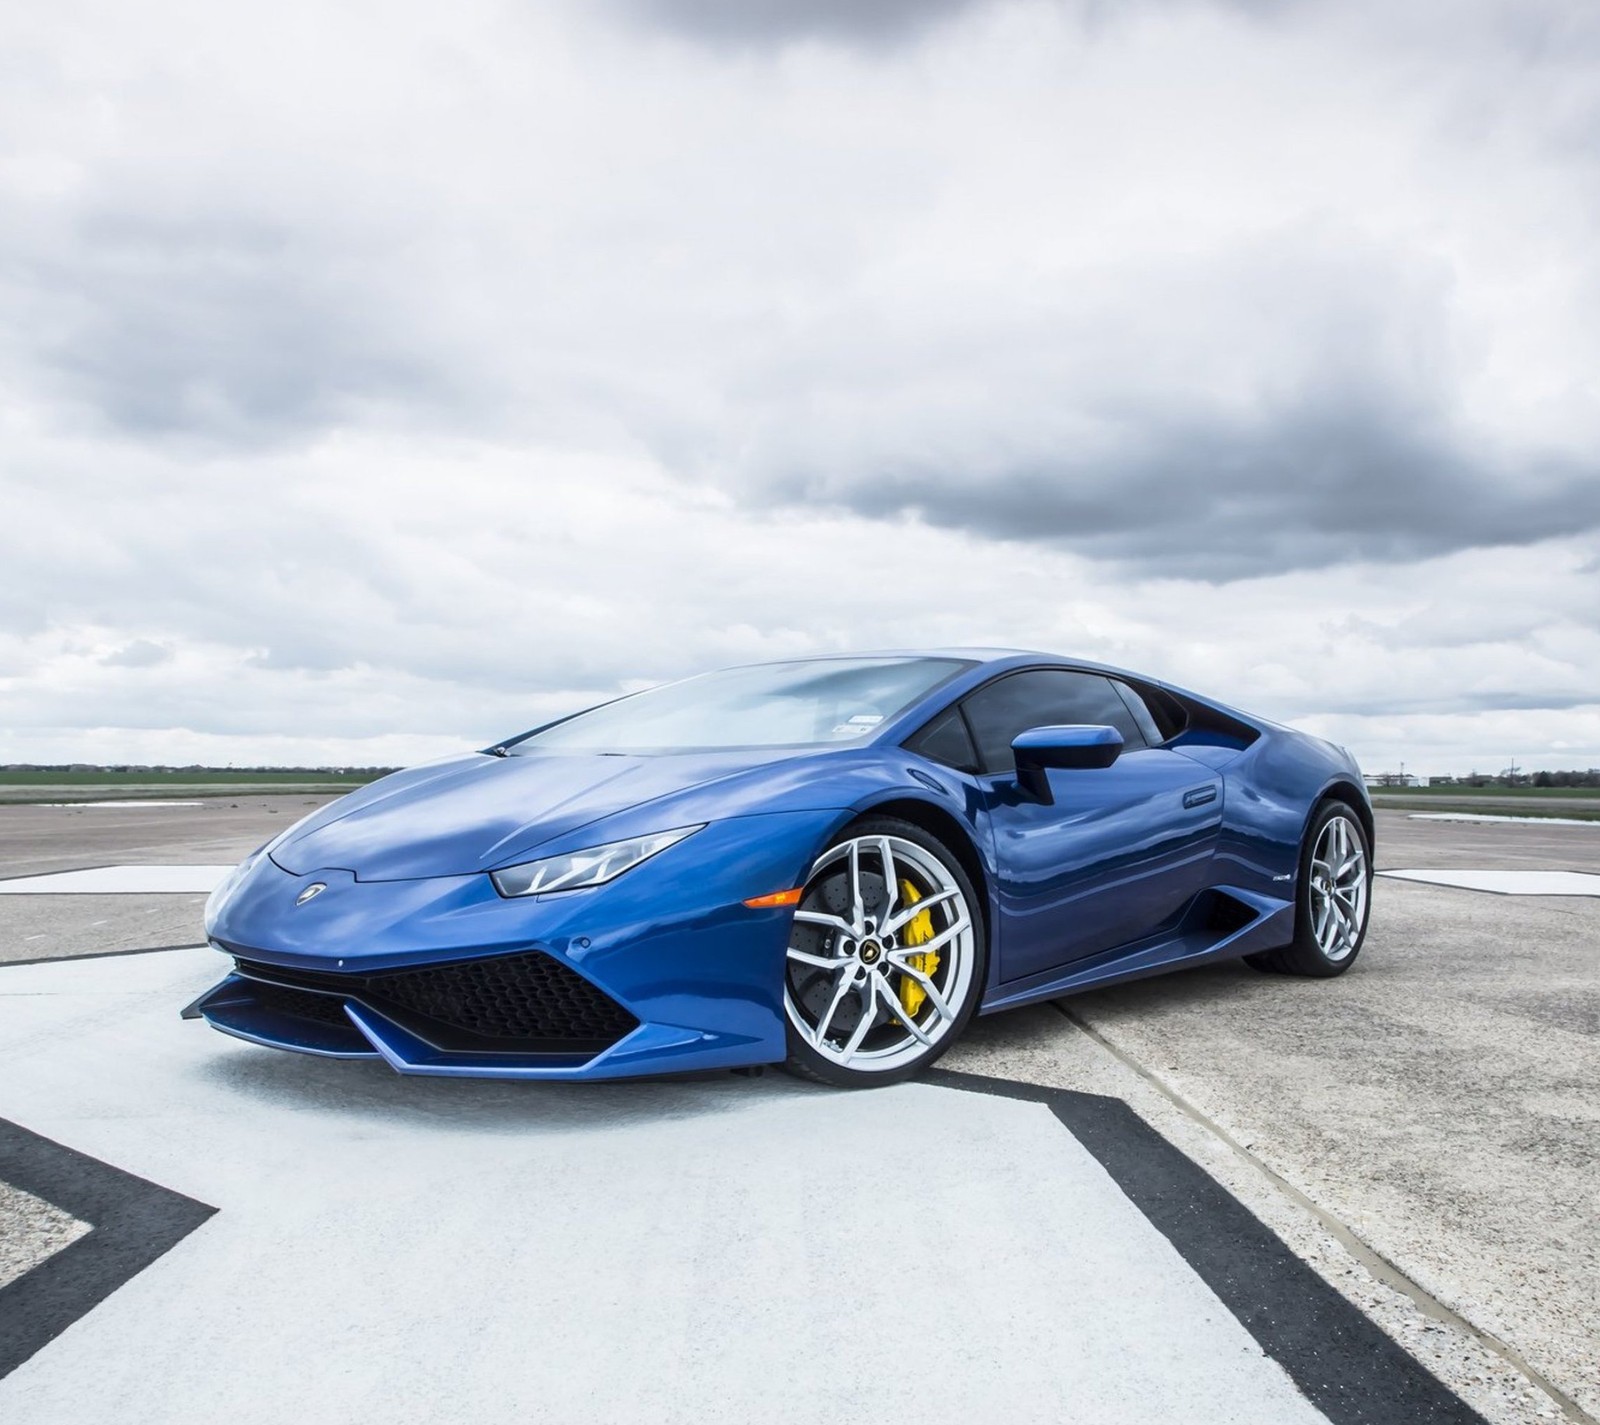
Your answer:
960,668 -> 1224,983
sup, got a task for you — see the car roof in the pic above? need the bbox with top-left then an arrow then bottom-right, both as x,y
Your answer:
762,649 -> 1154,746
744,646 -> 1129,674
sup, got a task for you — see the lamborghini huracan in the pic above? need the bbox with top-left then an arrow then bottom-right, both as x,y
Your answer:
187,652 -> 1373,1086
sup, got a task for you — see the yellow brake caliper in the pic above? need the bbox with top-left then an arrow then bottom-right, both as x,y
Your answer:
897,879 -> 940,1017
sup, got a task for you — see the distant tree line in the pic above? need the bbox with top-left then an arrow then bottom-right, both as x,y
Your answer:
1431,769 -> 1600,788
1372,769 -> 1600,788
1529,769 -> 1600,788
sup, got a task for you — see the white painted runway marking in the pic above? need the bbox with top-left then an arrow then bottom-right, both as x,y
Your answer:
0,866 -> 233,894
1408,812 -> 1599,827
31,801 -> 207,809
1380,869 -> 1600,896
0,949 -> 1334,1425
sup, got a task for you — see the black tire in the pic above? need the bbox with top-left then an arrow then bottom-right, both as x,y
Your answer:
1246,801 -> 1372,977
780,816 -> 987,1088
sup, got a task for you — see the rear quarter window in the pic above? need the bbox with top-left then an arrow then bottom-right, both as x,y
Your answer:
903,707 -> 980,773
1112,680 -> 1167,747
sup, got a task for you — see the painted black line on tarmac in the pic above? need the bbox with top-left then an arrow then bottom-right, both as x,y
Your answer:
0,1118 -> 216,1380
1062,1005 -> 1590,1425
0,942 -> 205,969
0,1046 -> 1486,1418
929,1067 -> 1487,1425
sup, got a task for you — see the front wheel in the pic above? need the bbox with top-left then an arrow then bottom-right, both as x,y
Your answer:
781,817 -> 986,1088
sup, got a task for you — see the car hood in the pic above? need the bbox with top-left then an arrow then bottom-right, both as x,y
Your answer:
268,747 -> 825,882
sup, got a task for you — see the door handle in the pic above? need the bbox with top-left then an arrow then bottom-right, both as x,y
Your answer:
1183,786 -> 1218,809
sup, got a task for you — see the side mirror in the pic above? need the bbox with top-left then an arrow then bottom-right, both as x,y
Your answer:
1012,724 -> 1124,803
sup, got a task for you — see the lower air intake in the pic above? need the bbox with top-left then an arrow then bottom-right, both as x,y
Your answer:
370,953 -> 639,1044
234,950 -> 638,1055
250,980 -> 357,1030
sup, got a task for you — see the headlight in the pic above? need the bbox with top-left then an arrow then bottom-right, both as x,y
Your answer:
490,825 -> 704,898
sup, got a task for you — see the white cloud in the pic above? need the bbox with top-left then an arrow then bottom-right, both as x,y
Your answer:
1,0 -> 1597,771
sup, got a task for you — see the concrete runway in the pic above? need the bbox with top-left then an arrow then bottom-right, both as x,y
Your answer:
1,947 -> 1360,1425
0,800 -> 1594,1424
1027,874 -> 1599,1423
1373,808 -> 1600,873
0,797 -> 319,963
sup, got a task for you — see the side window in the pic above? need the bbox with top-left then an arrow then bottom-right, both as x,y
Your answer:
961,670 -> 1147,774
904,707 -> 979,773
1112,679 -> 1166,747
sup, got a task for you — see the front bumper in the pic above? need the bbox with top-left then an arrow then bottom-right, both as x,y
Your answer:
188,811 -> 839,1080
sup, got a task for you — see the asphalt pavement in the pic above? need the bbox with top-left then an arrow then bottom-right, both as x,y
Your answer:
0,797 -> 323,963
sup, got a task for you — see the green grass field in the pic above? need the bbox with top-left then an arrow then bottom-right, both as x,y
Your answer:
0,768 -> 389,803
1368,784 -> 1600,821
0,769 -> 384,787
1373,784 -> 1599,798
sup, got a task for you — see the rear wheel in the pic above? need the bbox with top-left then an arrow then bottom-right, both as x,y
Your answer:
781,817 -> 985,1088
1247,801 -> 1372,976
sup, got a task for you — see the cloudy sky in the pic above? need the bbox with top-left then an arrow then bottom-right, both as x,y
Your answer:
3,0 -> 1598,774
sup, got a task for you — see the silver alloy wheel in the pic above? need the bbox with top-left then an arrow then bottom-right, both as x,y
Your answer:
1309,814 -> 1369,962
783,834 -> 976,1075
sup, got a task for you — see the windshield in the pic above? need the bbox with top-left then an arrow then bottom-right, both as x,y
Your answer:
510,657 -> 971,754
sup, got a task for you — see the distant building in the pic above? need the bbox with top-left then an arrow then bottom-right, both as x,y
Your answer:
1363,772 -> 1420,788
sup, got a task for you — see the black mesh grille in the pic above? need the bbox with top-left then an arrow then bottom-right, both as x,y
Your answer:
234,951 -> 637,1054
369,954 -> 638,1043
249,979 -> 354,1029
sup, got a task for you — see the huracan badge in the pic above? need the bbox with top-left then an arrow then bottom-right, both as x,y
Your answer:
296,882 -> 327,906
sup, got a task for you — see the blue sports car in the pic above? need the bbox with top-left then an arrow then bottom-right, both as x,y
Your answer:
187,651 -> 1373,1087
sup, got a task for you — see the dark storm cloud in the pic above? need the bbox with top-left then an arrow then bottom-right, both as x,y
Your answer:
7,209 -> 446,446
12,190 -> 1597,586
1395,690 -> 1600,714
606,0 -> 1336,49
770,387 -> 1600,580
609,0 -> 988,48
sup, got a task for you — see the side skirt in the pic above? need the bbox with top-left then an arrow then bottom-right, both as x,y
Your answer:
978,886 -> 1292,1015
